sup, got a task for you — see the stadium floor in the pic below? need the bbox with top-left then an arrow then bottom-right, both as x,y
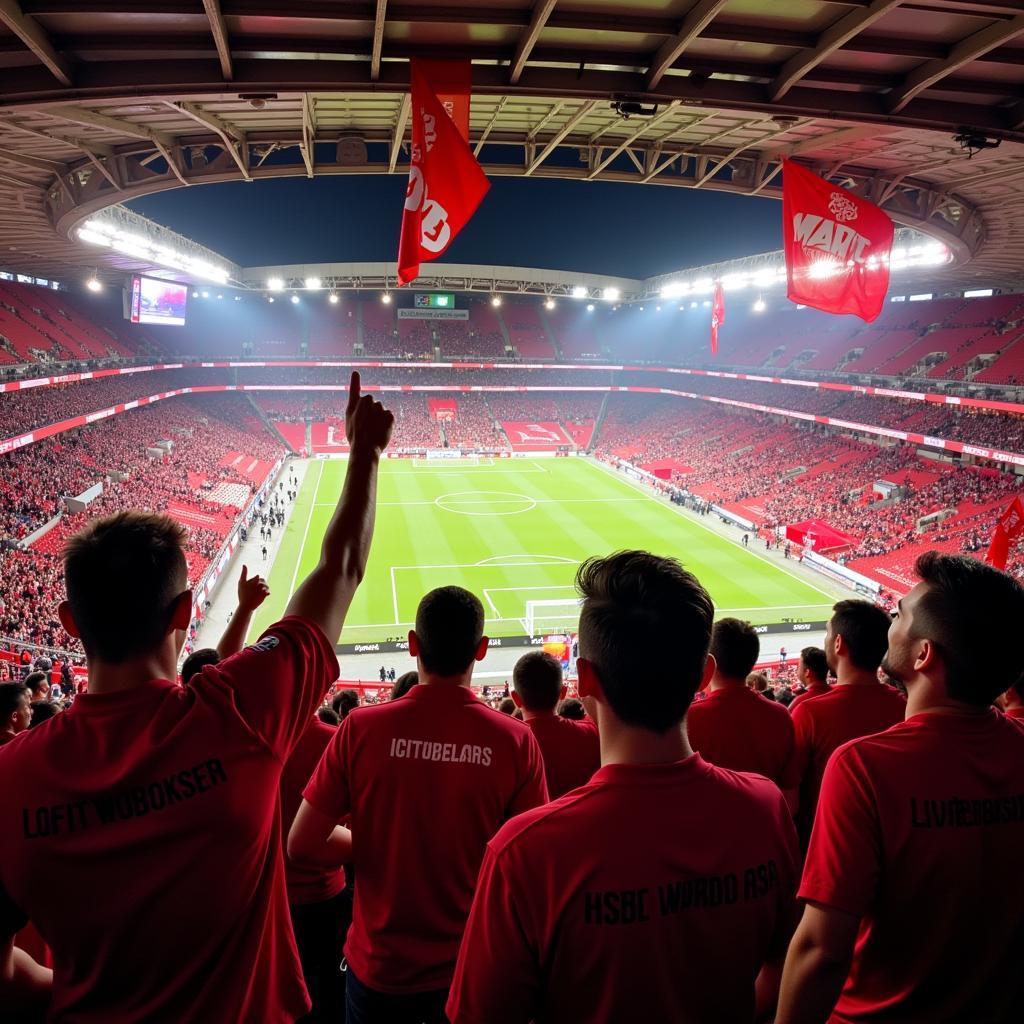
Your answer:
244,456 -> 838,647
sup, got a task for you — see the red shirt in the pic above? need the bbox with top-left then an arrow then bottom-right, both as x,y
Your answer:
304,683 -> 548,993
281,718 -> 346,906
0,616 -> 336,1023
788,681 -> 831,713
792,684 -> 906,830
800,711 -> 1024,1023
447,755 -> 800,1024
686,684 -> 799,790
1005,705 -> 1024,720
524,713 -> 600,798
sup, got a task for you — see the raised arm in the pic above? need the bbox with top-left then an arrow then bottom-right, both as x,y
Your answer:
285,372 -> 394,642
0,935 -> 52,1018
217,564 -> 270,658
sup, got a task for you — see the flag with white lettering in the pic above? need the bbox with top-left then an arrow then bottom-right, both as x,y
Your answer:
397,60 -> 490,286
710,282 -> 724,355
985,495 -> 1024,571
782,159 -> 894,322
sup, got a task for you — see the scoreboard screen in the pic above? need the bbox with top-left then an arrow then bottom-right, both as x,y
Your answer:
414,292 -> 455,309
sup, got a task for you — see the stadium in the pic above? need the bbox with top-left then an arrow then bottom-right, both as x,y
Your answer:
1,3 -> 1024,1022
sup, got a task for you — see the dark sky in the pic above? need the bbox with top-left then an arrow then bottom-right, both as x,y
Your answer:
127,174 -> 782,278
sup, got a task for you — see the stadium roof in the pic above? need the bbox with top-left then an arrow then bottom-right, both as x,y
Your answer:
1,1 -> 1024,289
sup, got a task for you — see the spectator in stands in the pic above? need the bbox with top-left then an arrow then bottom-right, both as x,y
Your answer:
0,682 -> 31,746
789,647 -> 831,712
687,619 -> 799,812
511,650 -> 600,798
181,648 -> 221,686
791,600 -> 905,843
778,553 -> 1024,1023
389,670 -> 418,701
497,697 -> 516,715
0,371 -> 392,1020
289,585 -> 547,1024
28,700 -> 59,729
447,551 -> 800,1023
556,697 -> 585,720
747,670 -> 772,697
331,688 -> 360,721
23,671 -> 49,705
316,707 -> 340,726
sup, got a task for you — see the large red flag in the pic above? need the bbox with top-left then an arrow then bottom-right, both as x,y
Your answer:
710,282 -> 725,354
985,495 -> 1024,571
397,60 -> 490,286
782,159 -> 894,323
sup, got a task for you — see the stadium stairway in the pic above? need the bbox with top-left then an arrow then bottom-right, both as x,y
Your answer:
245,394 -> 298,454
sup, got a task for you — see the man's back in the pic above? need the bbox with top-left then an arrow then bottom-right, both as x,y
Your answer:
788,681 -> 830,713
303,683 -> 547,993
686,684 -> 799,789
0,617 -> 336,1022
792,683 -> 905,823
524,713 -> 600,798
801,711 -> 1024,1022
448,755 -> 799,1023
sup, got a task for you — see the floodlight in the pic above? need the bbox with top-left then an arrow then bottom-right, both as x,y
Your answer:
586,303 -> 595,312
305,277 -> 322,290
329,293 -> 339,304
602,286 -> 620,302
571,285 -> 587,299
753,298 -> 767,312
544,298 -> 555,310
291,294 -> 300,304
491,295 -> 502,307
381,292 -> 392,304
267,277 -> 284,291
86,276 -> 102,292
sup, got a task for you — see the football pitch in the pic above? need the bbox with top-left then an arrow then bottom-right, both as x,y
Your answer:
247,457 -> 837,646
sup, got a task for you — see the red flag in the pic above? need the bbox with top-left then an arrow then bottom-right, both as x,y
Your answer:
985,495 -> 1024,571
782,159 -> 894,323
397,60 -> 490,286
710,282 -> 725,354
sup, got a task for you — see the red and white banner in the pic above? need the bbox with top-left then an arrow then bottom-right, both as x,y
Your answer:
985,495 -> 1024,571
397,59 -> 490,286
782,159 -> 894,323
711,283 -> 724,354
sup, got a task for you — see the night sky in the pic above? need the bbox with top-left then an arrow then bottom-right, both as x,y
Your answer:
127,175 -> 782,278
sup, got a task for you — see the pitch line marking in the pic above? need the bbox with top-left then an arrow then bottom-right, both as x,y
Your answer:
474,554 -> 577,566
313,498 -> 649,508
288,459 -> 324,600
390,565 -> 400,625
585,458 -> 841,604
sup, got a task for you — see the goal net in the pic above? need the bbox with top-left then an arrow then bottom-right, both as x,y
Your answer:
524,597 -> 582,637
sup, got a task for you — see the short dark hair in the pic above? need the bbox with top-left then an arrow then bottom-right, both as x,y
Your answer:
911,552 -> 1024,706
556,697 -> 586,720
29,701 -> 59,728
331,688 -> 360,719
498,697 -> 516,715
800,646 -> 829,682
317,707 -> 340,726
64,512 -> 188,664
414,587 -> 484,676
710,618 -> 760,680
24,670 -> 49,698
830,599 -> 892,672
512,651 -> 563,712
576,550 -> 714,733
181,648 -> 220,686
0,682 -> 30,720
389,671 -> 418,701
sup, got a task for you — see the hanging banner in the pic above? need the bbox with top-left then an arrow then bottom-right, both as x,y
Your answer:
397,59 -> 490,286
782,159 -> 894,323
711,283 -> 725,354
985,495 -> 1024,571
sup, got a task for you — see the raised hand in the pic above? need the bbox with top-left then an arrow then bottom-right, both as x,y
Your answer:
345,371 -> 395,456
237,564 -> 271,612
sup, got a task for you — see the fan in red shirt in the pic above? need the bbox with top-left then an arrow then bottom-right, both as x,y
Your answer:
791,600 -> 905,842
0,371 -> 394,1022
511,649 -> 599,798
289,584 -> 548,1024
686,617 -> 800,813
778,552 -> 1024,1024
1003,673 -> 1024,720
0,682 -> 32,746
788,646 -> 831,713
447,551 -> 800,1024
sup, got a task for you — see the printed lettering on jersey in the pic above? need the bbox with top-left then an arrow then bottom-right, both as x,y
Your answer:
389,737 -> 493,766
910,794 -> 1024,828
248,635 -> 280,653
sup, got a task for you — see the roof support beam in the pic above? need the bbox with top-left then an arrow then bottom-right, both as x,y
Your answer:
887,15 -> 1024,112
172,100 -> 250,181
771,1 -> 902,101
0,147 -> 63,173
0,117 -> 113,159
474,97 -> 507,156
510,0 -> 557,85
694,121 -> 801,187
299,93 -> 315,177
646,0 -> 729,90
201,0 -> 233,81
525,99 -> 597,175
586,101 -> 679,179
641,149 -> 683,183
389,92 -> 410,172
0,0 -> 71,85
772,123 -> 891,157
371,0 -> 387,81
527,102 -> 563,142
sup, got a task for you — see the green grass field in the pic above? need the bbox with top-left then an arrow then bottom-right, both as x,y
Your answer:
248,457 -> 836,645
